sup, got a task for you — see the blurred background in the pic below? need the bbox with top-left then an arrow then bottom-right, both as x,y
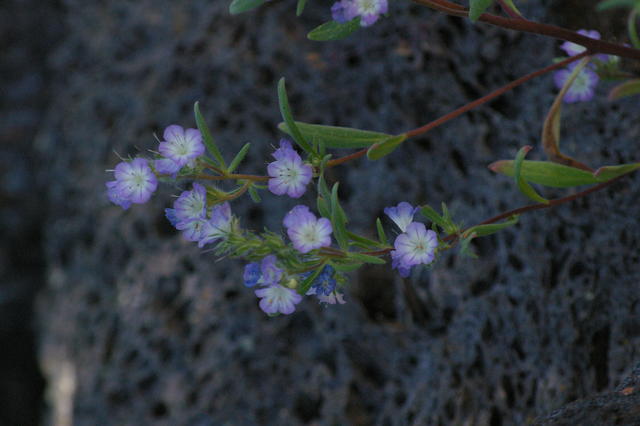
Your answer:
2,0 -> 639,424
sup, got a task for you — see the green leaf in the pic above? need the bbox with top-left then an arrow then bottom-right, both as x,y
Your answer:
248,186 -> 261,203
376,218 -> 388,246
298,266 -> 324,294
228,143 -> 251,173
469,0 -> 494,21
348,252 -> 386,265
318,174 -> 332,200
490,160 -> 599,187
307,18 -> 361,41
194,102 -> 226,168
463,215 -> 519,238
366,134 -> 408,160
514,146 -> 549,204
278,121 -> 394,149
597,0 -> 639,10
331,262 -> 363,272
317,196 -> 331,218
501,0 -> 522,15
608,79 -> 640,100
593,162 -> 640,180
346,231 -> 380,249
296,0 -> 308,16
420,205 -> 447,228
459,232 -> 479,258
229,0 -> 265,14
330,183 -> 349,250
277,78 -> 314,154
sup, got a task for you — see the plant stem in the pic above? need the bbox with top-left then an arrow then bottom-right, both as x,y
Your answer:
327,52 -> 587,167
414,0 -> 640,60
496,0 -> 523,20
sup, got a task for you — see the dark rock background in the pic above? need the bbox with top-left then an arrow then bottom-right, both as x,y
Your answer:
2,0 -> 640,424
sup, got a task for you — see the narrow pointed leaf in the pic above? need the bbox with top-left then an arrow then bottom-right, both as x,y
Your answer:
490,160 -> 599,187
248,186 -> 261,203
459,233 -> 479,258
296,0 -> 308,15
277,78 -> 314,154
278,121 -> 393,148
317,196 -> 331,218
469,0 -> 494,21
376,217 -> 388,246
420,205 -> 447,228
228,143 -> 251,173
514,146 -> 549,204
593,162 -> 640,180
307,18 -> 361,41
608,79 -> 640,100
229,0 -> 265,14
194,102 -> 226,168
348,252 -> 386,265
597,0 -> 638,10
366,134 -> 407,160
346,231 -> 379,249
463,215 -> 519,238
331,262 -> 363,272
541,58 -> 593,171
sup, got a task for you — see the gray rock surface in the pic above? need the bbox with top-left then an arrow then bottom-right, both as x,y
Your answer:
17,0 -> 640,424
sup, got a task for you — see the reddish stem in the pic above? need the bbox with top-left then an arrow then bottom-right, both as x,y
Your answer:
415,0 -> 640,60
496,0 -> 523,20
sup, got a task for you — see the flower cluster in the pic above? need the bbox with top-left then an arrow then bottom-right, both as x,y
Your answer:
385,202 -> 438,277
331,0 -> 388,27
106,124 -> 205,210
304,265 -> 346,305
267,139 -> 313,198
165,183 -> 234,246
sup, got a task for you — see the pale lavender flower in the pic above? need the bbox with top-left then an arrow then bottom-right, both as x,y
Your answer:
154,157 -> 182,177
267,139 -> 313,198
113,158 -> 158,204
391,222 -> 438,276
158,125 -> 205,167
165,208 -> 178,226
176,218 -> 207,242
106,180 -> 132,210
198,202 -> 232,248
554,63 -> 599,103
344,0 -> 388,27
384,202 -> 418,232
283,205 -> 332,253
255,284 -> 303,315
244,262 -> 261,287
173,183 -> 207,224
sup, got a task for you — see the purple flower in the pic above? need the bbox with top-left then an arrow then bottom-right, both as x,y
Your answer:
384,202 -> 418,232
260,255 -> 283,286
311,265 -> 337,296
106,180 -> 132,210
267,139 -> 313,198
331,1 -> 349,23
283,205 -> 332,253
244,262 -> 261,287
112,157 -> 158,205
173,183 -> 207,224
176,218 -> 207,242
391,222 -> 438,277
154,157 -> 182,177
554,63 -> 599,103
198,202 -> 232,248
255,284 -> 303,315
165,208 -> 178,226
342,0 -> 388,27
158,125 -> 205,167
